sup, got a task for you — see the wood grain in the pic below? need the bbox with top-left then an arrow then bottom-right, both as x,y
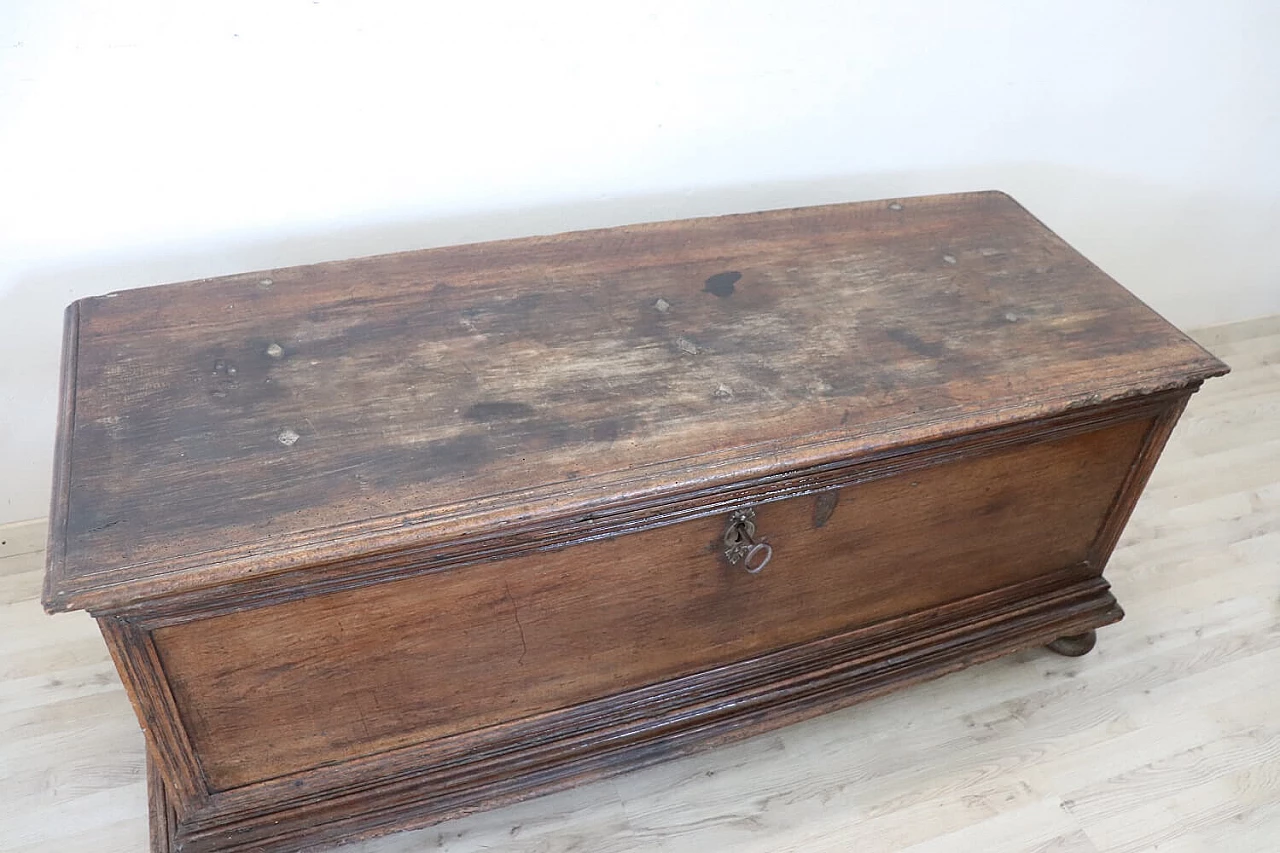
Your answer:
154,415 -> 1149,792
43,191 -> 1225,613
5,314 -> 1274,853
172,577 -> 1124,852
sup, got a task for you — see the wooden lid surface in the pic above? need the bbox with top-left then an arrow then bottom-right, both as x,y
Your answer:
43,191 -> 1227,612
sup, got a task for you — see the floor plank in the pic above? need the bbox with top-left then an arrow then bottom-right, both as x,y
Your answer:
0,520 -> 46,561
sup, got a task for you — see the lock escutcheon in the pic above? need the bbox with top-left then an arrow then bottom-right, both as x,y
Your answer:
723,507 -> 773,573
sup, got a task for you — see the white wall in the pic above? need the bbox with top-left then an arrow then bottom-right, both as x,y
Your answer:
2,1 -> 1278,524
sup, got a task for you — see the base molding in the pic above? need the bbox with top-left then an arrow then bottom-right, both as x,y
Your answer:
158,574 -> 1121,853
147,752 -> 179,853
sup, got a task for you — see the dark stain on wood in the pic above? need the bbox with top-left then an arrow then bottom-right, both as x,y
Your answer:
813,491 -> 840,528
886,326 -> 948,360
414,433 -> 495,477
703,271 -> 741,297
590,419 -> 622,443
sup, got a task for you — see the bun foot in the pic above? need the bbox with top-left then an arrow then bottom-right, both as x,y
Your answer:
1046,630 -> 1097,657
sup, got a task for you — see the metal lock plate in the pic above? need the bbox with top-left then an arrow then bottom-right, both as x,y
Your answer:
723,507 -> 772,573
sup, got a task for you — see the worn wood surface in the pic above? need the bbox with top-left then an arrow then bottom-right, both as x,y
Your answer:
33,193 -> 1230,850
5,315 -> 1275,853
172,578 -> 1126,852
154,414 -> 1150,792
124,392 -> 1183,851
43,191 -> 1225,613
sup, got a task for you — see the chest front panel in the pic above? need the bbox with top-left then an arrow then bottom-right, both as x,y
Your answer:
154,414 -> 1150,792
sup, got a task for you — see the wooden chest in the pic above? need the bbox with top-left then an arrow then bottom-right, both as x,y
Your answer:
43,192 -> 1227,852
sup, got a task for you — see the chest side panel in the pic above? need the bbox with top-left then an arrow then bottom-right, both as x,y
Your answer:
152,414 -> 1151,792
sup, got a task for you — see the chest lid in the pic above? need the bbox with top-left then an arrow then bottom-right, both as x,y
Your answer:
43,191 -> 1226,614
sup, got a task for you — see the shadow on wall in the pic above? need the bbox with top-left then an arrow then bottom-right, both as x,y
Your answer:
2,162 -> 1277,522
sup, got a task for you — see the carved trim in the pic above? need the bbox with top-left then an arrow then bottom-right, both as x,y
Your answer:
120,392 -> 1176,627
168,570 -> 1118,852
1087,390 -> 1194,567
40,301 -> 80,613
99,617 -> 210,811
148,749 -> 178,853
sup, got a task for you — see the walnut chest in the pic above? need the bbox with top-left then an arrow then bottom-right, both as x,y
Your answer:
42,192 -> 1228,852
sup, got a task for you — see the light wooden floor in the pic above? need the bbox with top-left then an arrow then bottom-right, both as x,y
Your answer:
2,316 -> 1277,853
